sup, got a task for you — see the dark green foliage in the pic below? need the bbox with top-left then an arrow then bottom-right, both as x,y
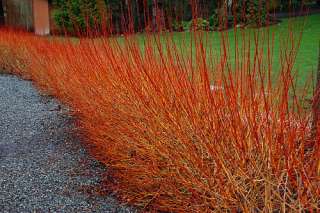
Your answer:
171,20 -> 189,31
52,0 -> 154,33
188,18 -> 209,31
52,0 -> 219,33
235,0 -> 268,27
52,0 -> 315,33
209,11 -> 234,30
52,0 -> 104,34
172,20 -> 184,32
279,0 -> 303,11
209,13 -> 219,29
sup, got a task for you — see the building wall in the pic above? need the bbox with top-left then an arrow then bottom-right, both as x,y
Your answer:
33,0 -> 50,35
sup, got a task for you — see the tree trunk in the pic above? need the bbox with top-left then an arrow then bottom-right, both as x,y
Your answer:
0,0 -> 4,25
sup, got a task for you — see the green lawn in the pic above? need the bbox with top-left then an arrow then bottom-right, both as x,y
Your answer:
126,14 -> 320,91
293,14 -> 320,87
62,14 -> 319,93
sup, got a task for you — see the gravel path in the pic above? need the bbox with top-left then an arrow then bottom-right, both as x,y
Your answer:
0,75 -> 134,213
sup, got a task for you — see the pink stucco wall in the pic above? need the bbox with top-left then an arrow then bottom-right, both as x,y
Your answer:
33,0 -> 50,35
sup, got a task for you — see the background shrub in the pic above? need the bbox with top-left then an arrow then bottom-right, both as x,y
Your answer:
188,18 -> 210,31
52,0 -> 107,34
209,12 -> 220,30
52,0 -> 218,33
172,20 -> 190,32
235,0 -> 268,27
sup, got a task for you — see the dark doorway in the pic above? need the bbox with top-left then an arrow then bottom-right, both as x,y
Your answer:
0,0 -> 4,25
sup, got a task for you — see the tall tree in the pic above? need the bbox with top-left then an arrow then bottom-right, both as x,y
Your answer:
0,0 -> 4,25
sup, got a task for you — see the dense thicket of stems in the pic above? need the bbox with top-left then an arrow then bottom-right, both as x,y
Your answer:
0,1 -> 319,211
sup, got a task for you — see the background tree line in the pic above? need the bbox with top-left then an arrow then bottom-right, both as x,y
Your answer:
52,0 -> 319,34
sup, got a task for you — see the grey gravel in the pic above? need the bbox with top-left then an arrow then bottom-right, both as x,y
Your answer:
0,74 -> 136,213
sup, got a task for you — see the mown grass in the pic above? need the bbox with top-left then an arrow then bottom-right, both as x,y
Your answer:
127,14 -> 319,91
56,14 -> 319,90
